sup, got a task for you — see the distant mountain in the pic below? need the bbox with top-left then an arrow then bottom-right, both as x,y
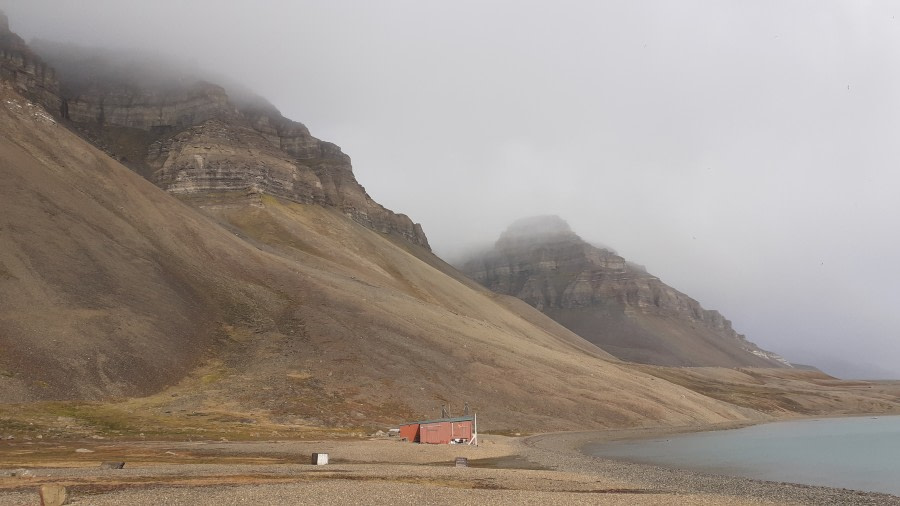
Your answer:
459,216 -> 790,368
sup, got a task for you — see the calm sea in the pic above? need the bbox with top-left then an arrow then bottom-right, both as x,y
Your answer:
585,415 -> 900,496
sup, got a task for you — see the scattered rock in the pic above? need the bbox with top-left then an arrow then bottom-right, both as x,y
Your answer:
74,448 -> 93,453
12,468 -> 34,477
99,461 -> 125,470
455,457 -> 469,468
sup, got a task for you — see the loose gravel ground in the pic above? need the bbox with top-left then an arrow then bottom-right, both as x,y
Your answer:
0,431 -> 896,505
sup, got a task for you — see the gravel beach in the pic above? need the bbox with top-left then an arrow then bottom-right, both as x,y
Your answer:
522,429 -> 900,506
0,429 -> 896,505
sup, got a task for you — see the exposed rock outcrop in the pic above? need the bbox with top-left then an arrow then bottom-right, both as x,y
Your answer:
146,118 -> 428,246
0,12 -> 61,114
63,81 -> 237,130
23,37 -> 429,249
460,216 -> 790,368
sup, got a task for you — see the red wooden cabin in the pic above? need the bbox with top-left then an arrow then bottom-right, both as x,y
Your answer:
398,415 -> 475,444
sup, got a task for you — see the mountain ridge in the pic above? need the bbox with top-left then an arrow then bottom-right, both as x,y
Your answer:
3,15 -> 899,435
1,26 -> 429,249
0,80 -> 768,429
460,215 -> 789,368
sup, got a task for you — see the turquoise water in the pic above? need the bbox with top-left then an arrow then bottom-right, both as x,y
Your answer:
585,416 -> 900,496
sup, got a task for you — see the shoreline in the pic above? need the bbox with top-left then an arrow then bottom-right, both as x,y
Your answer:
543,411 -> 900,448
519,416 -> 900,505
1,417 -> 899,505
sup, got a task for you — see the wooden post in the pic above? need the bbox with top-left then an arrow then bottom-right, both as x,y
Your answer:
39,484 -> 68,506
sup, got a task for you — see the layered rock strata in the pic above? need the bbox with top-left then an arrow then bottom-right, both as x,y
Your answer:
146,118 -> 427,246
15,34 -> 429,249
460,216 -> 789,368
0,12 -> 61,114
63,81 -> 237,131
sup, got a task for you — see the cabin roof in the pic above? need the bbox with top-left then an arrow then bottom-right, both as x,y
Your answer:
401,415 -> 474,426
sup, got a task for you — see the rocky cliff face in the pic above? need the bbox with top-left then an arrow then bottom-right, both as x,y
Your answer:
12,35 -> 429,249
146,117 -> 427,246
63,81 -> 237,131
0,12 -> 61,115
460,216 -> 789,368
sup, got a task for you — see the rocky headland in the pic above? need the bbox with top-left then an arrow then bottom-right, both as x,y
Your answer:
460,215 -> 789,368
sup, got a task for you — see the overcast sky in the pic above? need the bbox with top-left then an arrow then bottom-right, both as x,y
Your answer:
3,1 -> 899,378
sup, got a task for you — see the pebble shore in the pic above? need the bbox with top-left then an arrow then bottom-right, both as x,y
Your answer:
0,430 -> 895,505
522,430 -> 900,506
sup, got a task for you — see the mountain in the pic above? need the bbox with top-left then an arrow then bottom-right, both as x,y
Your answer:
459,216 -> 789,368
0,18 -> 764,430
0,11 -> 60,114
2,79 -> 776,429
3,15 -> 899,434
22,37 -> 428,249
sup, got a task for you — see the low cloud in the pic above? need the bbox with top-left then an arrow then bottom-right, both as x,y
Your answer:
3,0 -> 898,377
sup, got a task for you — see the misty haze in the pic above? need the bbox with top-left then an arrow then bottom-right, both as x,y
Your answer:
8,0 -> 895,379
3,1 -> 898,378
3,2 -> 900,503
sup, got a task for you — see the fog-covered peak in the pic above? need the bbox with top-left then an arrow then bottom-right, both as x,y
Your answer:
499,215 -> 577,242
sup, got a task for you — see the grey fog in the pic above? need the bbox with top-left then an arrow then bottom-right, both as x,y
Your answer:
3,0 -> 899,378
